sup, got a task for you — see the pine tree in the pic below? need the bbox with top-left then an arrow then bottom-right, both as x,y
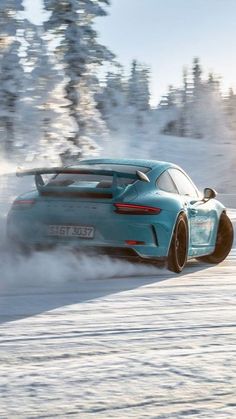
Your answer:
207,72 -> 220,94
224,88 -> 236,133
96,68 -> 127,133
44,0 -> 113,158
179,67 -> 193,137
18,20 -> 74,161
189,62 -> 226,139
126,60 -> 152,149
159,58 -> 228,140
0,0 -> 24,156
192,57 -> 202,99
127,60 -> 150,112
182,67 -> 188,105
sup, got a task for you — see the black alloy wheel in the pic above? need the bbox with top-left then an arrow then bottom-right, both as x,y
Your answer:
197,212 -> 234,264
167,213 -> 188,273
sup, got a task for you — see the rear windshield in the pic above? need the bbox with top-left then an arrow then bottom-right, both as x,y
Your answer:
47,164 -> 151,189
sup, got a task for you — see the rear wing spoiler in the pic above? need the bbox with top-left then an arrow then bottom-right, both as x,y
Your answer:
16,166 -> 150,191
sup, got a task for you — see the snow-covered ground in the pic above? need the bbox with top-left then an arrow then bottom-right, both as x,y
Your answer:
0,135 -> 235,417
0,211 -> 235,418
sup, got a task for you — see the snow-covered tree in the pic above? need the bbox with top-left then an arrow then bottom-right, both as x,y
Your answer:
207,72 -> 220,94
127,60 -> 150,112
188,66 -> 226,139
159,58 -> 230,140
179,67 -> 190,136
224,88 -> 236,134
158,84 -> 184,136
17,20 -> 75,161
96,61 -> 157,157
0,0 -> 24,156
192,57 -> 202,100
182,67 -> 188,106
44,0 -> 113,157
96,68 -> 128,132
122,60 -> 153,151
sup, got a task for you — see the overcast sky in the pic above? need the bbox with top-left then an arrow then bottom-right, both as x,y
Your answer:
24,0 -> 236,106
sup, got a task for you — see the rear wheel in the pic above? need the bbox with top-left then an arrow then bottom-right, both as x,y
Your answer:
197,213 -> 233,264
167,213 -> 188,273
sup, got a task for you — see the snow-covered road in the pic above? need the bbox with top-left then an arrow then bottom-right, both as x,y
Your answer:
0,211 -> 235,418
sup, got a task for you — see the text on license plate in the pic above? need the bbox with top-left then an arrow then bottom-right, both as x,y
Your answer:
48,225 -> 94,238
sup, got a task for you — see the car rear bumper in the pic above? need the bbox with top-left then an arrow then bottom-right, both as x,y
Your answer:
7,206 -> 174,259
8,240 -> 167,264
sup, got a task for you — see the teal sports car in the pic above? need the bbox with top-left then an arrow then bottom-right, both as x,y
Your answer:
7,158 -> 234,273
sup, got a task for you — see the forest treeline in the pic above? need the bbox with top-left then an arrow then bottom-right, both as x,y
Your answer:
0,1 -> 235,163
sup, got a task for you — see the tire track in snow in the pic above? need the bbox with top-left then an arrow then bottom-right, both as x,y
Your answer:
0,250 -> 236,418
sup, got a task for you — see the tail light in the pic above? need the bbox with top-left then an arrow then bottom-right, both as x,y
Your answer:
12,199 -> 36,209
114,203 -> 161,215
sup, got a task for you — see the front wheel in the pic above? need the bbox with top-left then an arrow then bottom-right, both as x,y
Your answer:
197,213 -> 234,264
167,213 -> 188,273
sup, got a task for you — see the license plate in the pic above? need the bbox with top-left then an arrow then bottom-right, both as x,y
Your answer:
48,225 -> 94,239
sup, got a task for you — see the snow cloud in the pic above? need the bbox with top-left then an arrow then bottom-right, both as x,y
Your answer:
0,163 -> 159,289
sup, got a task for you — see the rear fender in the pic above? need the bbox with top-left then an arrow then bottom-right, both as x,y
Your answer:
130,193 -> 187,254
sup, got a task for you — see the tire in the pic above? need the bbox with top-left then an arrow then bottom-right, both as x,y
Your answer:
167,213 -> 188,273
197,212 -> 234,264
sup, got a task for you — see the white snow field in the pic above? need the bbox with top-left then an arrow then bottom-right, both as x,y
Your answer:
0,211 -> 235,418
0,135 -> 235,418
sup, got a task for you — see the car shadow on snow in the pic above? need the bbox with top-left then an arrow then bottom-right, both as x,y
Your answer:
0,248 -> 215,325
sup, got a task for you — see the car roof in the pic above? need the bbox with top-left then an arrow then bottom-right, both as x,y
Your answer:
78,158 -> 178,172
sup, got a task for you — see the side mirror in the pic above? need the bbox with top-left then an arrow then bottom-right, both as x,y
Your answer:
203,187 -> 217,201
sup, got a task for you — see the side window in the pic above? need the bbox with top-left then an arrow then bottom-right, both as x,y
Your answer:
168,169 -> 199,198
156,170 -> 179,194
